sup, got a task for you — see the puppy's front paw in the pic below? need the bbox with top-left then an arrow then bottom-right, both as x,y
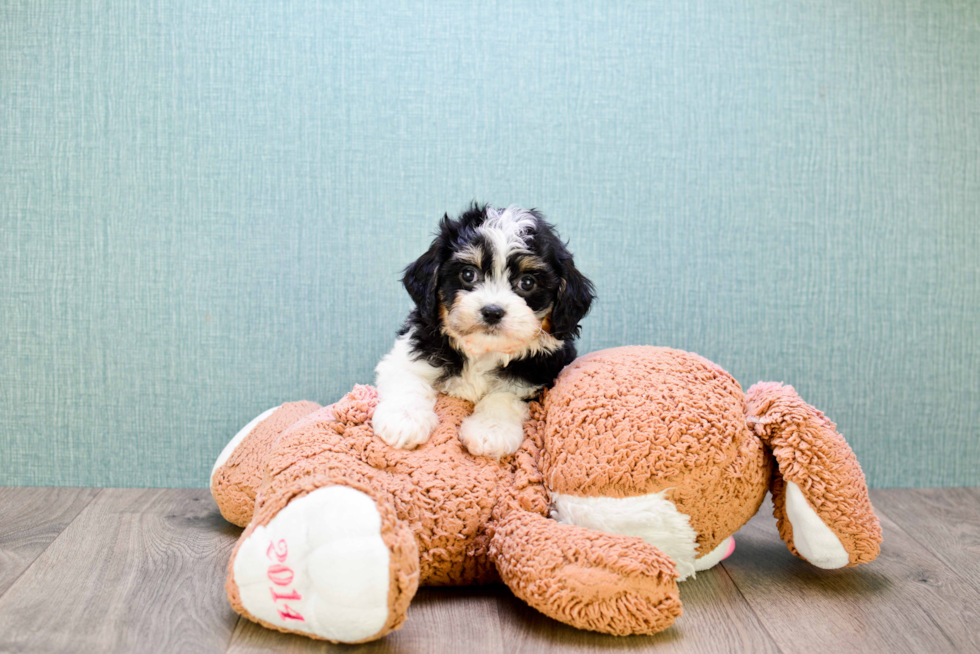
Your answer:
458,413 -> 524,459
372,399 -> 438,450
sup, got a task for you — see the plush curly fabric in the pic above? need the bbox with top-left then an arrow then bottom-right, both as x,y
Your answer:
233,386 -> 550,586
212,400 -> 322,527
491,510 -> 683,635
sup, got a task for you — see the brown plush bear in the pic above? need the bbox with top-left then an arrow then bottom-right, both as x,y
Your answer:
210,346 -> 881,643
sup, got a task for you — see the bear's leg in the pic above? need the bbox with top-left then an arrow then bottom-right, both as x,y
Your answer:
227,481 -> 419,643
746,381 -> 882,568
492,510 -> 682,636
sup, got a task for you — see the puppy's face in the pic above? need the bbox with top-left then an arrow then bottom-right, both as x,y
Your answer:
403,206 -> 595,358
438,211 -> 559,356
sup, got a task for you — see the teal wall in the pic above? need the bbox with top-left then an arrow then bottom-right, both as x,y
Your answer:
2,1 -> 978,489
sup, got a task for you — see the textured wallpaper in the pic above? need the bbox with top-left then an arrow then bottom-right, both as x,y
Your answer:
1,0 -> 978,488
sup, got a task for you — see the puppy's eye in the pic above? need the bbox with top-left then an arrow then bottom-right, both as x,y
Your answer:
518,275 -> 536,292
460,267 -> 478,284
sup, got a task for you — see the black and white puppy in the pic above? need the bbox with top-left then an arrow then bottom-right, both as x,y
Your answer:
373,204 -> 595,458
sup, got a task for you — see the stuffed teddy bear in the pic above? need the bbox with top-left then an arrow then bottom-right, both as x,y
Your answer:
210,346 -> 881,643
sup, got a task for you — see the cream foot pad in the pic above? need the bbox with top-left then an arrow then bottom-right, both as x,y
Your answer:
232,486 -> 391,642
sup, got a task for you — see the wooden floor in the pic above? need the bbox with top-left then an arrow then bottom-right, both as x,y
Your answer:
0,488 -> 978,653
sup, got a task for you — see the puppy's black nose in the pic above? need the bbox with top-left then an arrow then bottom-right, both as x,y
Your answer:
480,305 -> 506,325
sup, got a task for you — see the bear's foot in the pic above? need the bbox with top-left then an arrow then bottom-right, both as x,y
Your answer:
229,486 -> 418,643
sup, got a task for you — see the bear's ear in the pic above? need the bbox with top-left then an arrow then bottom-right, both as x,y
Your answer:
402,215 -> 453,320
550,249 -> 595,340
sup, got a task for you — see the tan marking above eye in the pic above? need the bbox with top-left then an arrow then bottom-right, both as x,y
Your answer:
507,252 -> 546,272
453,246 -> 483,268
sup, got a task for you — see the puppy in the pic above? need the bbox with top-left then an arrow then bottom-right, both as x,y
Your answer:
373,204 -> 595,459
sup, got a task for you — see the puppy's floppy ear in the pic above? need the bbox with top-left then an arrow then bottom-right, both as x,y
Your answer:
402,215 -> 453,319
550,251 -> 595,340
402,242 -> 441,318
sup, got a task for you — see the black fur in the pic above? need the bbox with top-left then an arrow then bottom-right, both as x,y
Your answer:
399,204 -> 594,391
529,214 -> 596,341
496,340 -> 579,388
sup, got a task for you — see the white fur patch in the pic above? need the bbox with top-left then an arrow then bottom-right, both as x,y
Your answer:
233,486 -> 391,642
784,481 -> 850,569
479,206 -> 536,278
550,490 -> 701,581
211,406 -> 280,487
438,349 -> 536,402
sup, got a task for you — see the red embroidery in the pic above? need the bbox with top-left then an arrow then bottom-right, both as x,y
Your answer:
270,588 -> 302,602
277,604 -> 305,621
266,539 -> 288,563
263,538 -> 305,622
267,564 -> 294,586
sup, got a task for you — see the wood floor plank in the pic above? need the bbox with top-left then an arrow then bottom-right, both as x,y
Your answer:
226,586 -> 506,654
872,488 -> 980,590
496,563 -> 780,654
0,487 -> 101,597
0,488 -> 242,654
721,495 -> 980,654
